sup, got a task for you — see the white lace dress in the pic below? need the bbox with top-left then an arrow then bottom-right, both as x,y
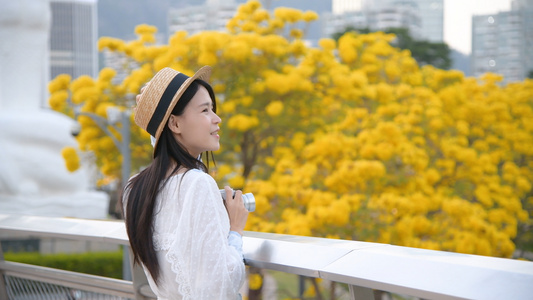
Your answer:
136,169 -> 245,300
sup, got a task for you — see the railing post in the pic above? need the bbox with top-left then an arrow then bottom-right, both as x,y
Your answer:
349,285 -> 375,300
298,275 -> 305,297
0,246 -> 9,299
123,245 -> 132,281
129,247 -> 156,300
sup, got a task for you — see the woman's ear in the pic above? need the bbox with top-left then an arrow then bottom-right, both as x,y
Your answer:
168,115 -> 181,134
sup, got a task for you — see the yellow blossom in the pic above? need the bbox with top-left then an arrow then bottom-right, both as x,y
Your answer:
266,101 -> 284,117
228,175 -> 245,188
274,7 -> 302,23
338,33 -> 359,64
48,91 -> 69,111
221,101 -> 236,114
227,114 -> 260,132
223,40 -> 251,62
134,24 -> 157,35
290,29 -> 303,39
198,52 -> 217,66
48,74 -> 71,93
248,273 -> 263,290
302,11 -> 319,22
61,147 -> 80,172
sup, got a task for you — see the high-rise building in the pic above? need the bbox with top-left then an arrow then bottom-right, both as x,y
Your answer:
471,0 -> 533,83
322,10 -> 368,38
368,6 -> 422,38
168,0 -> 332,46
49,0 -> 98,79
364,0 -> 443,42
322,7 -> 421,39
512,0 -> 533,9
323,0 -> 440,42
332,0 -> 365,14
511,0 -> 533,78
323,3 -> 422,39
168,0 -> 239,37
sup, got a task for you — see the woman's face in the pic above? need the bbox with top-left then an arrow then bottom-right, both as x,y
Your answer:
169,85 -> 221,158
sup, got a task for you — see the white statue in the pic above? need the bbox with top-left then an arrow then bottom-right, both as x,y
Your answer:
0,0 -> 109,219
0,0 -> 50,110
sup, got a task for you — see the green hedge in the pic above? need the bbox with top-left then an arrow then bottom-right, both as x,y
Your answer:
4,250 -> 123,279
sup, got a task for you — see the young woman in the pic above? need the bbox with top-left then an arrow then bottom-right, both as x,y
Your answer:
122,66 -> 249,299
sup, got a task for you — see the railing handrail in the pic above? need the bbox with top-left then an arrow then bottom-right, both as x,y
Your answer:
0,214 -> 128,245
1,214 -> 532,300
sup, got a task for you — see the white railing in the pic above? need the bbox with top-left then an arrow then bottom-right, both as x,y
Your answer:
0,214 -> 532,300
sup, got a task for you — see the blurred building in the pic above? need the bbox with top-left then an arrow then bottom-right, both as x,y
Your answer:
168,0 -> 238,37
50,0 -> 98,79
365,0 -> 443,42
324,0 -> 442,42
369,6 -> 422,38
101,50 -> 136,84
322,10 -> 368,37
322,3 -> 422,39
167,0 -> 331,46
471,0 -> 533,83
332,0 -> 365,14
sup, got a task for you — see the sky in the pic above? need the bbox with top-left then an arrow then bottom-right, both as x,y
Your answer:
444,0 -> 512,54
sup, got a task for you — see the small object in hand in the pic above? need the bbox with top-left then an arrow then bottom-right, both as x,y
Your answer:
220,189 -> 256,212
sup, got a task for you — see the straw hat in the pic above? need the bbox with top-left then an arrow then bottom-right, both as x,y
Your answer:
134,66 -> 212,156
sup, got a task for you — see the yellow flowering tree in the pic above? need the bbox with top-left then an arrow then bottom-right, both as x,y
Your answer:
50,1 -> 322,189
48,0 -> 532,261
243,35 -> 533,258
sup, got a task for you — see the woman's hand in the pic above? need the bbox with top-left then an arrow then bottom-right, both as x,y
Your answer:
223,186 -> 249,236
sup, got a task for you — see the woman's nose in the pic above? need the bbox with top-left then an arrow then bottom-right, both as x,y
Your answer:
213,112 -> 222,123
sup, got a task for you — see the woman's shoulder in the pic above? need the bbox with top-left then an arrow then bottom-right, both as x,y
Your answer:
172,169 -> 219,203
177,169 -> 216,186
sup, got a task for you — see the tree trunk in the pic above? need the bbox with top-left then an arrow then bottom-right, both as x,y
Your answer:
247,267 -> 263,300
310,278 -> 323,300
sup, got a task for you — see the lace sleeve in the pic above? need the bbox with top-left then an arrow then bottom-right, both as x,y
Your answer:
159,171 -> 245,300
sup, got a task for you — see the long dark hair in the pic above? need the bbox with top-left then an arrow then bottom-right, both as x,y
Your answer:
121,79 -> 216,284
